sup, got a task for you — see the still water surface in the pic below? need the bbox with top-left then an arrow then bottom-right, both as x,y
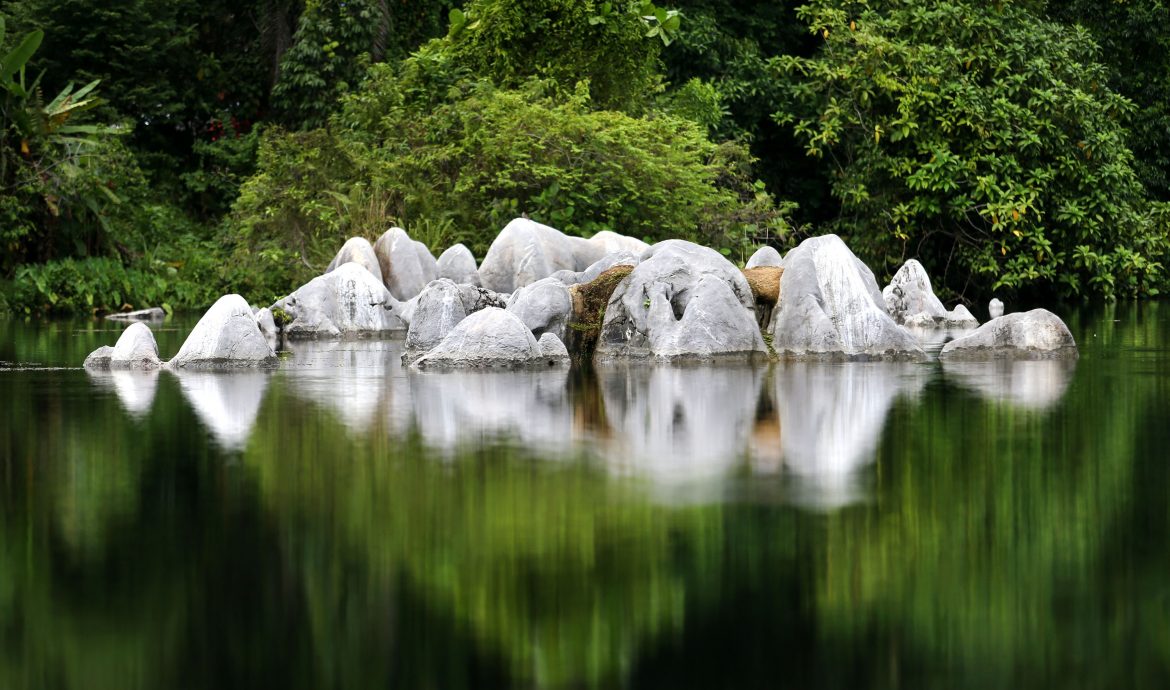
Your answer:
1,304 -> 1169,688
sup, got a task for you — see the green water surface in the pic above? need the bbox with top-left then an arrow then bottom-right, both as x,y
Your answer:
1,304 -> 1168,689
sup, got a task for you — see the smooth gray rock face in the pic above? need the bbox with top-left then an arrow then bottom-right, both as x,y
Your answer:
538,332 -> 570,360
272,262 -> 405,339
745,246 -> 784,269
403,279 -> 509,359
939,309 -> 1078,360
413,307 -> 561,368
105,307 -> 166,322
596,240 -> 766,360
478,218 -> 582,293
83,345 -> 114,369
989,298 -> 1005,319
884,259 -> 977,328
769,235 -> 925,360
110,322 -> 162,369
325,236 -> 383,284
169,294 -> 278,368
436,243 -> 481,286
374,227 -> 439,300
548,250 -> 639,286
584,230 -> 648,260
506,277 -> 573,341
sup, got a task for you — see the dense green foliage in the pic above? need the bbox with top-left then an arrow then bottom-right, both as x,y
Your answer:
776,0 -> 1166,299
4,0 -> 1170,312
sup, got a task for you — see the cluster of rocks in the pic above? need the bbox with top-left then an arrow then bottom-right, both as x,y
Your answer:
84,216 -> 1079,370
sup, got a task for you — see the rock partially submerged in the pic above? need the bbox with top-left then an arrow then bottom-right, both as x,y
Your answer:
413,307 -> 566,369
403,279 -> 508,359
939,309 -> 1078,360
596,240 -> 766,360
769,235 -> 925,360
272,262 -> 405,339
105,307 -> 166,322
374,227 -> 438,300
436,243 -> 481,286
169,294 -> 278,368
325,236 -> 382,284
84,322 -> 163,370
883,259 -> 978,328
538,332 -> 570,361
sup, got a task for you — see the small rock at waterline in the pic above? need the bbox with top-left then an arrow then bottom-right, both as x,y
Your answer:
105,307 -> 166,322
84,322 -> 162,369
989,298 -> 1005,319
939,309 -> 1077,360
412,308 -> 554,369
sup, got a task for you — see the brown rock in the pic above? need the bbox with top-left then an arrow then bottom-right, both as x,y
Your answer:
742,266 -> 783,329
564,264 -> 635,358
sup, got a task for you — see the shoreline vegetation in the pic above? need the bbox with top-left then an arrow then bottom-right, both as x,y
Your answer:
3,0 -> 1168,318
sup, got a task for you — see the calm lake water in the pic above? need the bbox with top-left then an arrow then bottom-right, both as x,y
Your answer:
1,303 -> 1169,689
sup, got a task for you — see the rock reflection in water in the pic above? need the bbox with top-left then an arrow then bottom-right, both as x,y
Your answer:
280,340 -> 405,431
942,358 -> 1077,410
769,362 -> 929,509
86,369 -> 160,418
596,364 -> 765,487
408,367 -> 573,453
173,371 -> 271,450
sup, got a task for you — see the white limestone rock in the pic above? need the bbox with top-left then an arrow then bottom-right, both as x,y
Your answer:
105,307 -> 166,322
374,227 -> 439,300
478,218 -> 582,293
169,294 -> 278,368
538,332 -> 570,361
403,279 -> 509,359
745,246 -> 784,269
938,309 -> 1078,360
436,243 -> 481,286
272,263 -> 405,339
84,322 -> 163,369
883,259 -> 979,329
769,235 -> 925,360
325,236 -> 382,284
413,307 -> 561,368
596,240 -> 766,360
506,277 -> 573,341
989,298 -> 1005,319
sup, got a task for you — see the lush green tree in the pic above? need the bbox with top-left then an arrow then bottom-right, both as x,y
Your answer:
776,0 -> 1167,299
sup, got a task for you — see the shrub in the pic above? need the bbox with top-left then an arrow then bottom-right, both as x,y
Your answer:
776,0 -> 1167,299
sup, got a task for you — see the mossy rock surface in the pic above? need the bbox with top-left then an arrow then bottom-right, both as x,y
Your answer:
565,264 -> 635,358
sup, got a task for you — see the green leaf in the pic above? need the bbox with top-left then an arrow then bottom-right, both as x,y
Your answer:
0,29 -> 44,83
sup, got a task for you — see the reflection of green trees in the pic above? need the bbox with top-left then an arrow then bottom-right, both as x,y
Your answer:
247,394 -> 722,688
2,306 -> 1170,688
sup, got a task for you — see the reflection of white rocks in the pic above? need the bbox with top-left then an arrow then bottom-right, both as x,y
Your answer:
86,369 -> 160,418
773,362 -> 928,510
883,259 -> 978,328
169,294 -> 278,368
770,235 -> 925,361
281,340 -> 405,431
173,371 -> 271,450
596,240 -> 766,360
939,309 -> 1078,360
597,364 -> 765,484
407,367 -> 573,453
745,246 -> 783,269
325,236 -> 383,284
942,359 -> 1076,410
272,263 -> 405,339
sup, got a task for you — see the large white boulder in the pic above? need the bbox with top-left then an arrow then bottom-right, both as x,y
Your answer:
412,307 -> 565,368
939,309 -> 1078,360
769,235 -> 925,360
883,259 -> 977,328
169,294 -> 278,368
436,243 -> 481,286
403,279 -> 509,359
595,240 -> 766,360
272,262 -> 405,339
83,322 -> 163,369
325,236 -> 382,284
478,218 -> 582,293
374,227 -> 439,300
584,230 -> 649,258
